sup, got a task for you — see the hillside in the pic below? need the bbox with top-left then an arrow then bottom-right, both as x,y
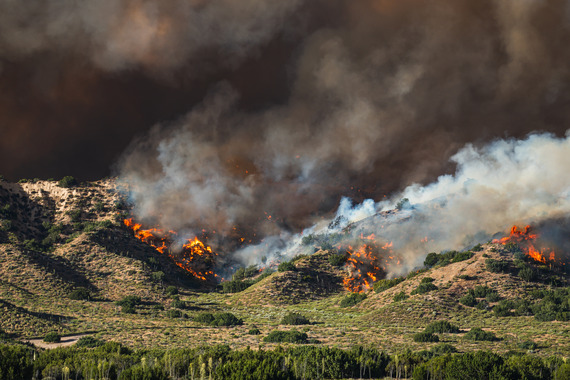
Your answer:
0,178 -> 568,361
0,179 -> 205,336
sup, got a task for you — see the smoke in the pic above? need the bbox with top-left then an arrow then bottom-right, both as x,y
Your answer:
0,0 -> 319,180
2,1 -> 570,271
356,131 -> 570,274
117,0 -> 570,255
230,131 -> 570,275
0,0 -> 304,73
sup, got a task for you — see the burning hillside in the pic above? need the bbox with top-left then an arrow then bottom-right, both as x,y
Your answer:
492,225 -> 556,264
341,236 -> 401,293
123,218 -> 216,281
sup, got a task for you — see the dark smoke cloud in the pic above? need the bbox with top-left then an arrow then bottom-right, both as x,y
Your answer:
117,0 -> 570,247
0,0 -> 328,180
2,1 -> 570,265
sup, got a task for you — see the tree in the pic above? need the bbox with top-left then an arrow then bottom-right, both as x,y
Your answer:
58,176 -> 77,188
263,330 -> 308,343
340,293 -> 367,307
280,312 -> 310,325
424,321 -> 460,334
43,332 -> 61,343
68,287 -> 91,300
413,332 -> 439,342
423,252 -> 439,267
277,261 -> 296,272
464,328 -> 498,341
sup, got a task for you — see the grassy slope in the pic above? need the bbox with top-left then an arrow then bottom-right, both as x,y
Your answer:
0,179 -> 568,357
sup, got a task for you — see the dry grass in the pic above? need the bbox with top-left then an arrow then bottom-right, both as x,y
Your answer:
0,180 -> 568,357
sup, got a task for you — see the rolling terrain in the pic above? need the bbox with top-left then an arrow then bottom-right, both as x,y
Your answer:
0,178 -> 568,361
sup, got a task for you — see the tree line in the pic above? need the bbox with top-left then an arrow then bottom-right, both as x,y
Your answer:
1,341 -> 569,380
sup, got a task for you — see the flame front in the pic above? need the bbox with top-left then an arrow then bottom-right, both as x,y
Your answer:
124,218 -> 215,281
492,225 -> 555,264
342,236 -> 399,293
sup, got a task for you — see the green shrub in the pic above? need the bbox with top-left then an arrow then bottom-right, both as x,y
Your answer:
411,282 -> 438,295
420,277 -> 435,284
554,363 -> 570,380
69,287 -> 90,301
431,343 -> 457,355
194,312 -> 215,325
373,277 -> 405,293
493,301 -> 513,317
517,340 -> 538,350
457,274 -> 476,280
171,298 -> 186,309
43,332 -> 61,343
121,304 -> 136,314
94,201 -> 105,212
423,252 -> 439,267
212,312 -> 243,327
473,285 -> 491,298
0,220 -> 12,232
459,292 -> 476,307
278,261 -> 296,272
281,312 -> 310,325
485,259 -> 509,273
485,291 -> 501,302
150,271 -> 165,283
413,332 -> 439,342
263,330 -> 308,344
451,251 -> 474,263
248,327 -> 261,335
424,321 -> 459,334
116,295 -> 141,314
393,291 -> 409,302
66,209 -> 82,222
464,327 -> 498,341
194,312 -> 243,326
328,253 -> 347,266
475,300 -> 489,310
167,309 -> 182,318
75,336 -> 105,348
340,293 -> 367,307
165,286 -> 178,295
222,279 -> 254,293
471,243 -> 483,252
58,176 -> 77,188
519,266 -> 537,282
116,296 -> 141,307
232,265 -> 260,281
423,250 -> 473,268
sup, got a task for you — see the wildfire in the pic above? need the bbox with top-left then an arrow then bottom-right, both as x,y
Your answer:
123,218 -> 215,281
492,225 -> 555,264
342,235 -> 399,293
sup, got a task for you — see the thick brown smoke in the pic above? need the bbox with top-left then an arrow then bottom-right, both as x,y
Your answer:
2,1 -> 570,261
117,0 -> 570,243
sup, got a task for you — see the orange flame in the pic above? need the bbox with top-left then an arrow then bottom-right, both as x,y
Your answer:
492,225 -> 555,264
123,218 -> 215,281
343,234 -> 400,293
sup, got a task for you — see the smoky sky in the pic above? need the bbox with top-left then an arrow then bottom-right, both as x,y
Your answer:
3,0 -> 570,245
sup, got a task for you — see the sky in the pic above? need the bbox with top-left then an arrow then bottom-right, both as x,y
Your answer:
2,0 -> 570,249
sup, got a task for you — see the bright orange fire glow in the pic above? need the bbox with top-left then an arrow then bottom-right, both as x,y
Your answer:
124,218 -> 215,281
492,225 -> 555,264
343,235 -> 400,293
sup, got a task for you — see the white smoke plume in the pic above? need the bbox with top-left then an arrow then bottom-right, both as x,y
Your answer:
247,131 -> 570,274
